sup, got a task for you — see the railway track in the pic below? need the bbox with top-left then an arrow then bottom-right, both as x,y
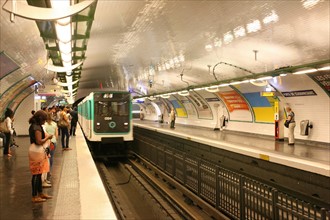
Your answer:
96,154 -> 229,220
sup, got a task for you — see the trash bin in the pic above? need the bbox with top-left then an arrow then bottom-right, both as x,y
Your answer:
300,120 -> 310,136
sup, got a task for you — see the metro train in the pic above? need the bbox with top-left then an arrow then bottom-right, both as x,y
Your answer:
78,91 -> 133,145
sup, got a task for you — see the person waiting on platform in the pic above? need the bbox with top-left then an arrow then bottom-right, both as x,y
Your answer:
140,109 -> 145,120
170,108 -> 176,129
70,107 -> 78,136
28,110 -> 53,202
2,108 -> 15,157
0,132 -> 6,149
43,112 -> 58,186
58,107 -> 71,150
285,107 -> 296,145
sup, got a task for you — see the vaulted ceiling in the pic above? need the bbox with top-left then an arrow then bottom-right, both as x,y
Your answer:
1,0 -> 329,103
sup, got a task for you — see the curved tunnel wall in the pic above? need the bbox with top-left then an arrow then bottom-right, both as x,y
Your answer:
136,71 -> 330,143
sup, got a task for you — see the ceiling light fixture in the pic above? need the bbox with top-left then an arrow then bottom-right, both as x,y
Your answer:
2,0 -> 95,21
45,60 -> 83,72
229,81 -> 242,85
205,87 -> 219,93
193,88 -> 203,91
147,96 -> 156,101
293,68 -> 317,75
178,90 -> 190,96
263,10 -> 279,24
249,78 -> 269,86
247,19 -> 261,33
317,65 -> 330,71
56,79 -> 79,86
160,94 -> 170,99
257,76 -> 273,80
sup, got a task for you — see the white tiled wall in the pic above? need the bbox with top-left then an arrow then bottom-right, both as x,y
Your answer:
13,93 -> 34,136
144,74 -> 329,144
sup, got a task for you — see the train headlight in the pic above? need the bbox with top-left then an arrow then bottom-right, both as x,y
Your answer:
96,122 -> 101,130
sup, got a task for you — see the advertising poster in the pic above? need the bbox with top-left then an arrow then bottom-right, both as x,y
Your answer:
145,103 -> 156,115
155,100 -> 170,117
174,94 -> 197,117
168,96 -> 187,118
8,88 -> 35,113
0,76 -> 36,116
187,91 -> 213,119
216,89 -> 252,121
217,90 -> 249,112
243,92 -> 276,123
308,71 -> 330,96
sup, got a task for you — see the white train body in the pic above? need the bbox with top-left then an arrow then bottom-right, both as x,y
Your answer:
78,91 -> 133,143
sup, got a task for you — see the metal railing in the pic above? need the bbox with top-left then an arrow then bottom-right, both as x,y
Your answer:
133,134 -> 330,220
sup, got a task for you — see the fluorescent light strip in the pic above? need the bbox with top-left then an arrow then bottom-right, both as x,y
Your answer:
178,90 -> 190,96
205,87 -> 219,93
51,0 -> 70,8
160,94 -> 170,99
293,68 -> 317,74
193,88 -> 203,91
61,52 -> 71,62
55,22 -> 71,43
58,41 -> 71,54
318,66 -> 330,71
257,76 -> 273,80
229,81 -> 242,85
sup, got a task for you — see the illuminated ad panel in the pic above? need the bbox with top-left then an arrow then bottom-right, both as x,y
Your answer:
187,91 -> 213,119
8,88 -> 35,113
308,71 -> 330,96
168,96 -> 187,118
145,102 -> 156,115
243,92 -> 277,123
162,98 -> 174,113
0,76 -> 37,115
216,89 -> 252,121
174,94 -> 197,117
155,99 -> 171,116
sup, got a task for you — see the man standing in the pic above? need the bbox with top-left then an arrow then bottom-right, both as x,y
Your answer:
170,108 -> 176,129
70,107 -> 78,136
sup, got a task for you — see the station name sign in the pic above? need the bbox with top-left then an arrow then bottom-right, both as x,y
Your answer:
282,89 -> 317,97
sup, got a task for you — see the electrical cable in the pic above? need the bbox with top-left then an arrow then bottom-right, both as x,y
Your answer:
212,61 -> 255,81
116,173 -> 132,185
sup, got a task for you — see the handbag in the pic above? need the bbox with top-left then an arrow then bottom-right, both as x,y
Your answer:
58,119 -> 69,128
28,140 -> 50,175
49,142 -> 55,151
0,120 -> 10,133
284,120 -> 290,128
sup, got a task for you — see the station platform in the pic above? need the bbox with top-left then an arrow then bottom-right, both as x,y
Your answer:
0,127 -> 116,220
133,120 -> 330,177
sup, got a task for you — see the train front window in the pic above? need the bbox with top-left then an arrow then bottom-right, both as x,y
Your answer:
111,101 -> 128,116
96,101 -> 128,117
